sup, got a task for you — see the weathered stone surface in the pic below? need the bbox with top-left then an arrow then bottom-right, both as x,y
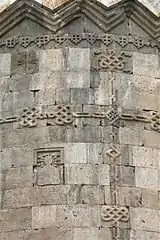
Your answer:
0,53 -> 11,76
132,146 -> 159,168
0,208 -> 31,232
135,167 -> 159,190
133,52 -> 160,77
1,166 -> 33,190
142,189 -> 159,209
130,207 -> 159,231
0,1 -> 160,239
1,187 -> 41,209
32,205 -> 56,229
39,49 -> 65,72
117,186 -> 142,207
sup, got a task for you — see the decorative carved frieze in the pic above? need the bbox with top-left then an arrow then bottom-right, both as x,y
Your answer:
34,148 -> 64,185
91,49 -> 132,73
101,205 -> 130,226
0,106 -> 159,133
1,34 -> 159,50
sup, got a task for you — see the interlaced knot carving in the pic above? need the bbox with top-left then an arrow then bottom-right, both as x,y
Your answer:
20,107 -> 40,127
149,111 -> 160,132
101,206 -> 129,225
55,105 -> 73,125
20,105 -> 73,127
93,49 -> 126,71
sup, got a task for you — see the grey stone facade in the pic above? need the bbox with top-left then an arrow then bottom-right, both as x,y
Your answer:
0,0 -> 160,240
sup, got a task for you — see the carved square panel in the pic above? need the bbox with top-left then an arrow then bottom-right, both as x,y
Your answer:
34,148 -> 64,186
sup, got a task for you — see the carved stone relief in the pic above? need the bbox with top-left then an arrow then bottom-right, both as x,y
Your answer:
33,148 -> 64,186
101,205 -> 130,226
0,106 -> 159,132
91,49 -> 132,73
1,33 -> 159,50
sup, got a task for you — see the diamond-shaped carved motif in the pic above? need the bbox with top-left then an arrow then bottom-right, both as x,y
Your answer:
106,147 -> 121,159
106,109 -> 120,122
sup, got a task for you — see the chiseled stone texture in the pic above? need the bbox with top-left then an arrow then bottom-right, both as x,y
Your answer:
0,4 -> 160,239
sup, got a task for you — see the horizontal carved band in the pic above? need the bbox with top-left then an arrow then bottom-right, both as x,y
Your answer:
1,33 -> 159,50
0,106 -> 159,132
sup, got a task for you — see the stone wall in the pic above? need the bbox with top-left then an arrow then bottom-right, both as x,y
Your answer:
0,1 -> 160,240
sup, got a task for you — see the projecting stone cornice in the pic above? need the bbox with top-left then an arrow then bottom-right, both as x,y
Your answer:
1,0 -> 160,38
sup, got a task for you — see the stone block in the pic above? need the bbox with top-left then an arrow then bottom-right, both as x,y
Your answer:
38,87 -> 56,105
71,88 -> 94,104
73,228 -> 99,240
56,88 -> 71,104
142,189 -> 159,209
0,76 -> 10,93
130,207 -> 159,231
56,205 -> 99,228
80,185 -> 104,204
98,228 -> 112,240
64,143 -> 87,164
66,71 -> 90,88
1,187 -> 41,209
99,164 -> 110,185
0,231 -> 29,240
67,48 -> 90,71
143,130 -> 160,148
133,52 -> 159,77
41,185 -> 79,205
135,167 -> 158,190
66,125 -> 103,143
132,75 -> 159,94
1,127 -> 49,149
0,53 -> 11,76
86,143 -> 103,164
0,146 -> 34,170
104,186 -> 112,205
39,49 -> 65,72
117,186 -> 142,207
1,166 -> 33,190
132,146 -> 159,168
134,92 -> 159,110
32,205 -> 56,229
9,74 -> 32,92
65,164 -> 99,184
48,126 -> 66,143
11,50 -> 38,75
39,71 -> 67,90
2,91 -> 37,111
0,208 -> 31,232
116,166 -> 135,187
119,127 -> 143,146
24,227 -> 72,240
94,72 -> 112,105
115,72 -> 134,108
130,230 -> 160,240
